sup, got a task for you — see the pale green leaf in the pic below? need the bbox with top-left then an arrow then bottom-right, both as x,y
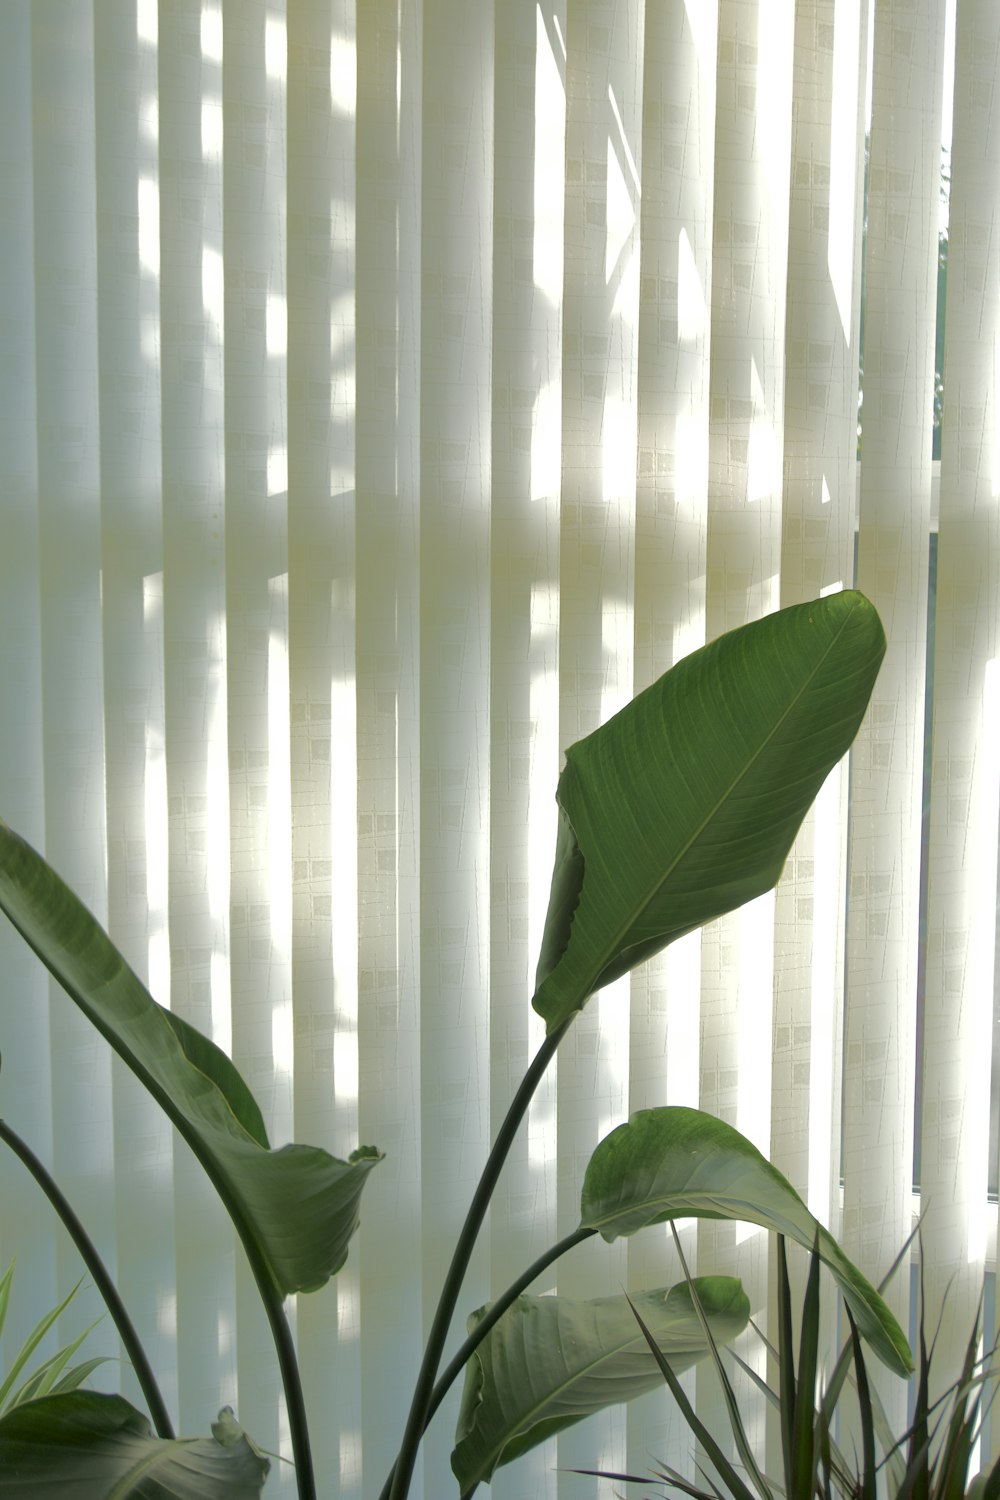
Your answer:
6,1317 -> 107,1411
0,1275 -> 86,1411
451,1277 -> 749,1497
0,1260 -> 15,1343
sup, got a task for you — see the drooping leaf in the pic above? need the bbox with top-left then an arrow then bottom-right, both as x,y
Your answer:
533,591 -> 885,1031
0,820 -> 382,1296
451,1277 -> 749,1497
0,1391 -> 268,1499
578,1107 -> 912,1376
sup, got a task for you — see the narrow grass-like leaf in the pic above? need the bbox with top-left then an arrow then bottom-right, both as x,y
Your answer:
817,1214 -> 922,1447
937,1300 -> 983,1500
624,1292 -> 760,1500
790,1238 -> 822,1500
0,1261 -> 14,1344
669,1227 -> 773,1500
0,820 -> 381,1297
6,1317 -> 108,1410
44,1356 -> 113,1399
532,592 -> 886,1032
969,1451 -> 1000,1500
0,1275 -> 86,1411
846,1308 -> 876,1500
908,1250 -> 932,1500
775,1237 -> 797,1498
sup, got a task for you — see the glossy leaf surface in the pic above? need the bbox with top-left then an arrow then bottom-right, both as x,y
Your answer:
451,1277 -> 749,1496
533,592 -> 885,1031
579,1107 -> 911,1375
0,821 -> 381,1296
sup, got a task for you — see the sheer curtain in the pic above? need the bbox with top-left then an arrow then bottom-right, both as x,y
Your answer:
0,0 -> 997,1496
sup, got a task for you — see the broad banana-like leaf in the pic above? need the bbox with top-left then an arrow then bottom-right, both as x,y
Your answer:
0,820 -> 381,1296
533,591 -> 885,1031
579,1108 -> 912,1376
451,1277 -> 749,1497
0,1392 -> 268,1498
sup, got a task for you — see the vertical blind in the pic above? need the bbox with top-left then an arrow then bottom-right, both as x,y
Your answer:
0,0 -> 997,1496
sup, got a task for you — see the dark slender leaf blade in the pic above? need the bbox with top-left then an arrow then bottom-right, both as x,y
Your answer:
969,1450 -> 1000,1500
668,1227 -> 773,1500
847,1309 -> 876,1500
908,1248 -> 931,1500
938,1299 -> 984,1500
533,591 -> 885,1031
579,1107 -> 911,1376
0,820 -> 382,1296
0,1391 -> 269,1499
790,1237 -> 822,1500
775,1237 -> 797,1498
730,1348 -> 859,1494
451,1278 -> 749,1498
818,1211 -> 922,1439
623,1292 -> 760,1500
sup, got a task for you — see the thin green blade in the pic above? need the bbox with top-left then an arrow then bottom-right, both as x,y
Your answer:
847,1308 -> 876,1500
533,591 -> 885,1031
775,1236 -> 797,1497
0,1391 -> 269,1499
790,1237 -> 822,1500
0,1275 -> 86,1411
579,1106 -> 912,1376
450,1277 -> 749,1497
0,820 -> 381,1296
5,1315 -> 106,1411
624,1291 -> 760,1500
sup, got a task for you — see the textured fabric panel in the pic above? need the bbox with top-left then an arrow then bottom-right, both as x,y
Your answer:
0,2 -> 988,1495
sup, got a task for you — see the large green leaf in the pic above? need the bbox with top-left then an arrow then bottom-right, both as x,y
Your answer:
0,820 -> 381,1296
579,1107 -> 912,1377
0,1391 -> 268,1498
532,591 -> 885,1031
451,1277 -> 749,1497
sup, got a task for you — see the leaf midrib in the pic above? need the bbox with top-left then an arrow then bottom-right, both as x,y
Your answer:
581,1188 -> 801,1238
467,1294 -> 736,1480
105,1436 -> 200,1500
572,603 -> 864,992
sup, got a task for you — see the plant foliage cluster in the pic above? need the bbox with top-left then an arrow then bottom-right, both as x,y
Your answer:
0,591 -> 929,1499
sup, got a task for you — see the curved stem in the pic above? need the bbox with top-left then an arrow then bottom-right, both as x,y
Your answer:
377,1224 -> 595,1500
0,1117 -> 175,1440
385,1017 -> 572,1500
250,1279 -> 315,1500
427,1224 -> 596,1429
